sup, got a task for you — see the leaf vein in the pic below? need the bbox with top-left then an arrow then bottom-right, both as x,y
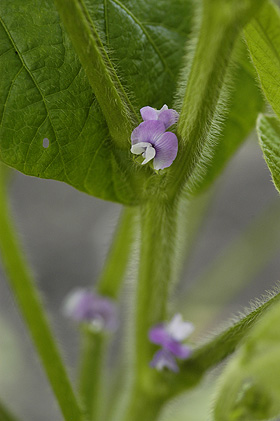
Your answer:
109,0 -> 174,78
0,15 -> 71,182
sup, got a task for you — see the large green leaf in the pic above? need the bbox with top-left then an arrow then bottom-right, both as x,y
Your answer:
192,40 -> 264,196
245,0 -> 280,120
257,114 -> 280,194
0,0 -> 193,204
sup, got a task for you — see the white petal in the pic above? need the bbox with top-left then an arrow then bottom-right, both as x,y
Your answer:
166,314 -> 194,341
131,142 -> 150,155
142,144 -> 156,165
160,104 -> 168,112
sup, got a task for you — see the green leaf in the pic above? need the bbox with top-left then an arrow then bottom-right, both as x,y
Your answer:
0,0 -> 193,204
257,114 -> 280,194
245,0 -> 280,120
214,296 -> 280,421
192,40 -> 264,196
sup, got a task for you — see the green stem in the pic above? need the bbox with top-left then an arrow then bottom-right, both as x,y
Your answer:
136,200 -> 176,389
0,400 -> 19,421
78,331 -> 105,421
98,207 -> 137,298
122,199 -> 178,420
169,289 -> 280,397
54,0 -> 139,148
122,388 -> 164,421
0,167 -> 85,421
167,0 -> 264,199
78,207 -> 137,420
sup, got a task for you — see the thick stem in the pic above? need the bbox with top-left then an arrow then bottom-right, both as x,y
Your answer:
54,0 -> 139,148
166,0 -> 264,199
78,207 -> 137,420
122,387 -> 164,421
121,198 -> 179,421
0,166 -> 84,421
135,200 -> 177,391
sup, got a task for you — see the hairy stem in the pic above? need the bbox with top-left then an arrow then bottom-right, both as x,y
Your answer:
78,330 -> 105,421
54,0 -> 139,148
122,388 -> 164,421
98,207 -> 137,297
122,199 -> 178,420
167,0 -> 264,199
78,207 -> 137,420
0,166 -> 85,421
168,289 -> 280,396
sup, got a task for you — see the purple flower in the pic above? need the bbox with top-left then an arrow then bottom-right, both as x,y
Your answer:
131,120 -> 178,170
149,314 -> 194,372
63,288 -> 117,332
140,105 -> 179,130
150,349 -> 179,373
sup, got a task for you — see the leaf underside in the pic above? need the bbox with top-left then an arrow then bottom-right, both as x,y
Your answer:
0,0 -> 192,204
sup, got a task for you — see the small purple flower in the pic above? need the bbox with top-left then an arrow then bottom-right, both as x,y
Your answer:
131,120 -> 178,170
150,349 -> 179,373
149,314 -> 194,372
63,288 -> 117,332
140,105 -> 179,130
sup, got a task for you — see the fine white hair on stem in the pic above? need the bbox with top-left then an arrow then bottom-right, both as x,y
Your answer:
173,0 -> 244,198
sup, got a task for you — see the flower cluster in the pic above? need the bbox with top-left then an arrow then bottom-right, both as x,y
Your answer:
131,105 -> 179,170
63,288 -> 118,332
149,314 -> 194,372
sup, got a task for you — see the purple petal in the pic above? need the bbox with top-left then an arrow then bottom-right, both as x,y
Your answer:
149,324 -> 192,359
149,324 -> 171,347
158,109 -> 179,129
165,340 -> 193,359
153,132 -> 178,170
63,289 -> 96,321
63,289 -> 117,332
140,105 -> 179,130
90,295 -> 118,331
131,121 -> 165,145
150,349 -> 179,372
140,106 -> 159,121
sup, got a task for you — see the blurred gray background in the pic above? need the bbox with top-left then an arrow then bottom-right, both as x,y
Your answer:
0,135 -> 280,420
